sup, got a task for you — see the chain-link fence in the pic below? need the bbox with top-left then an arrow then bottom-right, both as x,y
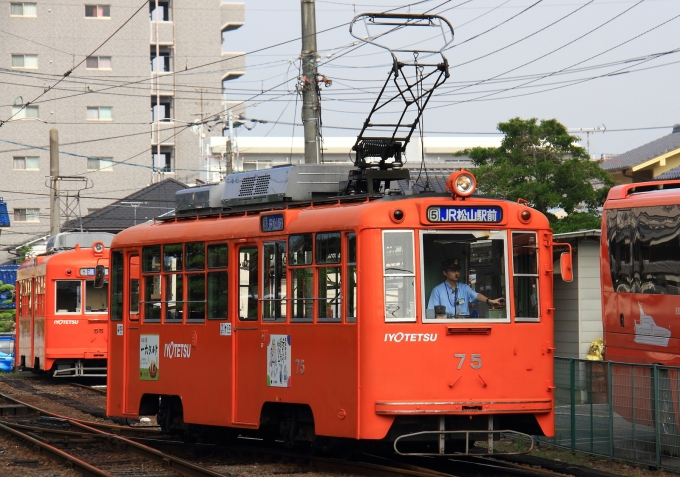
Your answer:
540,357 -> 680,470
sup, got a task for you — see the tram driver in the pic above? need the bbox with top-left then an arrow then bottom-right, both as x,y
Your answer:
428,258 -> 504,318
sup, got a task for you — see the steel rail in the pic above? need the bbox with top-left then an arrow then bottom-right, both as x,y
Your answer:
0,420 -> 115,477
0,391 -> 160,437
67,382 -> 108,395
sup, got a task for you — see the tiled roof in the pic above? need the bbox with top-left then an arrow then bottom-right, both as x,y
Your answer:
655,165 -> 680,180
601,128 -> 680,172
62,178 -> 187,233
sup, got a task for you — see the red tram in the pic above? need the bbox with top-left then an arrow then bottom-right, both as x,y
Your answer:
106,167 -> 572,454
601,180 -> 680,365
16,232 -> 113,377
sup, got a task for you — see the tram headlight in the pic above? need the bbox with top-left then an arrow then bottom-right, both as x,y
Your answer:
449,171 -> 476,197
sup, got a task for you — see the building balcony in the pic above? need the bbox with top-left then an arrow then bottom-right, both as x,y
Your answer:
221,3 -> 245,32
221,52 -> 246,81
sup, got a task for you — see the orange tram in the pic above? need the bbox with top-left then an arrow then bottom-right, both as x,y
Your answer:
106,166 -> 572,454
16,233 -> 113,377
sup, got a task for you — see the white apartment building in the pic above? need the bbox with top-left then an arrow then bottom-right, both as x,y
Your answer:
0,0 -> 245,263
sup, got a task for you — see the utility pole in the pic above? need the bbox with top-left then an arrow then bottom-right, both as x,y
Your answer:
49,129 -> 59,236
568,125 -> 606,158
228,110 -> 236,174
300,0 -> 321,164
154,0 -> 161,183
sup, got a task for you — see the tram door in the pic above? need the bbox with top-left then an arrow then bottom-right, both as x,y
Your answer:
124,254 -> 140,414
234,246 -> 261,424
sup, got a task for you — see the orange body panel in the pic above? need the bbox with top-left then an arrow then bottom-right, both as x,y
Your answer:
107,194 -> 557,440
15,246 -> 109,373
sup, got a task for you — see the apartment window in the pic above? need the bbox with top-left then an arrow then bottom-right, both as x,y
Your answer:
11,54 -> 37,69
87,157 -> 113,171
85,56 -> 111,70
87,106 -> 112,121
10,3 -> 36,16
150,1 -> 170,21
151,47 -> 172,73
13,156 -> 39,170
151,97 -> 173,122
85,5 -> 110,18
153,146 -> 173,173
14,208 -> 39,222
11,105 -> 38,119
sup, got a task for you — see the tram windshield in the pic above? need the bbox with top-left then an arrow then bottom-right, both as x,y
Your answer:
421,230 -> 509,322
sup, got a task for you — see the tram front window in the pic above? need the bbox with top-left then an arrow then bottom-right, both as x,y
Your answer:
422,231 -> 508,322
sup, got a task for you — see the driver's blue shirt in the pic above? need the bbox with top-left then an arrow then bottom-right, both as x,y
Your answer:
428,281 -> 479,316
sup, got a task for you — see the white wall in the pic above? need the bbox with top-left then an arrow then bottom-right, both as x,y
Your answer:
577,241 -> 603,358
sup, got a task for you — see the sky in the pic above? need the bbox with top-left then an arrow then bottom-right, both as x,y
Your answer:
220,0 -> 680,158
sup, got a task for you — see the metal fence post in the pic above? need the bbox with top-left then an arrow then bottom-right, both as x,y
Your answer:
589,360 -> 594,453
570,357 -> 576,451
654,365 -> 661,469
631,365 -> 636,461
608,360 -> 614,459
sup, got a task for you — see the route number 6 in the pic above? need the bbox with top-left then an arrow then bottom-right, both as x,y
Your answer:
454,353 -> 482,370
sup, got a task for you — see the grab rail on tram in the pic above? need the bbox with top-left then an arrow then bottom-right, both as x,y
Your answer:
394,429 -> 535,456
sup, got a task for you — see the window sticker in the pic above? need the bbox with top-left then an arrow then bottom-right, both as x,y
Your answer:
267,334 -> 291,387
220,323 -> 232,336
140,334 -> 159,380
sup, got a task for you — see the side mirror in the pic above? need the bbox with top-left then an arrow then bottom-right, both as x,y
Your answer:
94,265 -> 105,288
560,252 -> 573,282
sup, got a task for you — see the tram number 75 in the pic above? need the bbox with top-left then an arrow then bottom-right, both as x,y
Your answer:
295,359 -> 305,375
454,353 -> 482,370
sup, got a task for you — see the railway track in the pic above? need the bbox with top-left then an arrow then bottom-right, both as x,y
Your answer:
0,391 -> 622,477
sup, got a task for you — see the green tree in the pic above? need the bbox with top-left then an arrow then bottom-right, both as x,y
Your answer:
460,117 -> 614,225
0,279 -> 15,333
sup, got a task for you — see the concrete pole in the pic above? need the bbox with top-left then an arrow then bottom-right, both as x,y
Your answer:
228,110 -> 235,173
300,0 -> 320,164
154,0 -> 161,182
49,129 -> 59,235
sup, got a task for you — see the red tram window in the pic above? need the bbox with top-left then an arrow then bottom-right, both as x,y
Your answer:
110,251 -> 123,321
85,280 -> 108,313
142,246 -> 161,322
512,232 -> 540,322
317,233 -> 341,322
56,281 -> 82,314
346,232 -> 357,323
383,230 -> 416,322
238,247 -> 258,321
207,243 -> 228,320
263,241 -> 286,322
129,254 -> 139,320
289,234 -> 313,322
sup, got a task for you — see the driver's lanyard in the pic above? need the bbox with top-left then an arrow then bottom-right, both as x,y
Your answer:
447,284 -> 459,315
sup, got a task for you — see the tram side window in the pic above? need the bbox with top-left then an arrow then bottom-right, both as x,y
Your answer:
609,206 -> 680,295
35,276 -> 45,318
129,254 -> 140,316
263,242 -> 287,322
208,271 -> 228,319
85,280 -> 108,313
187,274 -> 205,321
346,233 -> 357,323
512,232 -> 539,321
143,244 -> 162,322
143,245 -> 161,272
383,230 -> 416,322
207,243 -> 228,320
317,232 -> 341,264
110,250 -> 123,320
290,234 -> 313,322
208,243 -> 228,268
165,273 -> 183,323
164,244 -> 183,272
56,281 -> 81,313
186,242 -> 205,270
238,247 -> 258,320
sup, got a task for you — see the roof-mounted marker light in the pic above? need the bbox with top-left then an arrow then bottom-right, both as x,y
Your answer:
447,170 -> 476,199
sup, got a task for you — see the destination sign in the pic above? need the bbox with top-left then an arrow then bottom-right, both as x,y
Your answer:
427,206 -> 503,223
261,214 -> 284,232
80,268 -> 109,277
